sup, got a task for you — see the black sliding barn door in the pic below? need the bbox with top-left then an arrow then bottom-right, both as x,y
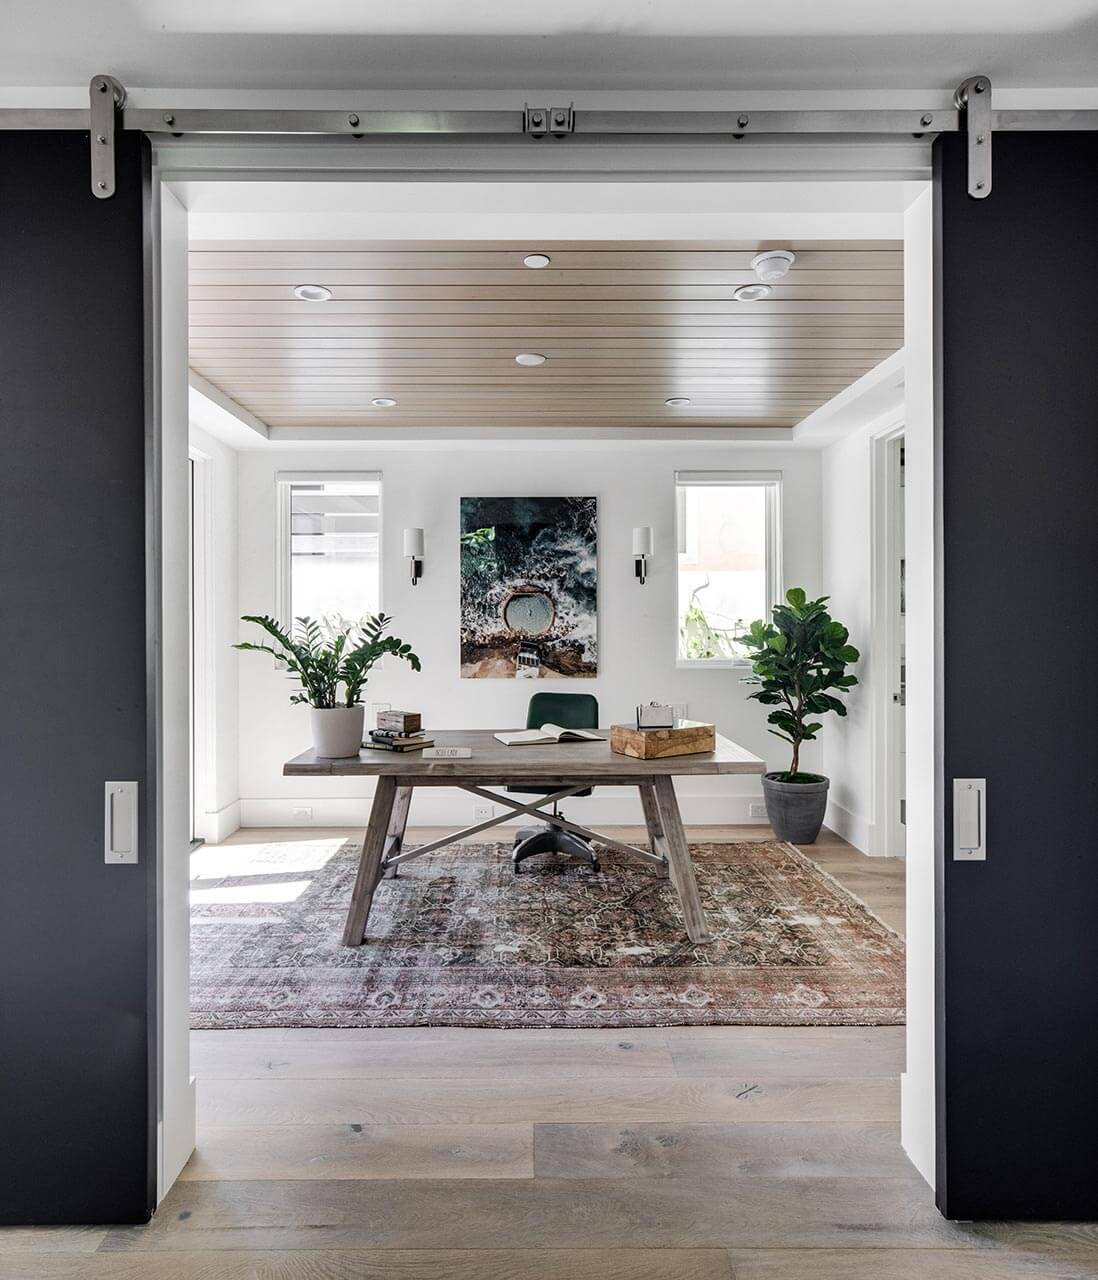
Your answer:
0,131 -> 155,1224
936,131 -> 1098,1220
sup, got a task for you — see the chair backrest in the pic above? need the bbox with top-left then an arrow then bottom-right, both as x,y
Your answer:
525,691 -> 599,730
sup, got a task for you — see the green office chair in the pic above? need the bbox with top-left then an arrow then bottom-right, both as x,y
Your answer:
509,691 -> 601,872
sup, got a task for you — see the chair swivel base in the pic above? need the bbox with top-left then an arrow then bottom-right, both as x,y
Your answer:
512,824 -> 600,872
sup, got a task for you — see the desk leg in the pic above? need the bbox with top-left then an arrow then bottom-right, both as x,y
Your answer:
342,775 -> 397,947
639,783 -> 671,879
652,774 -> 712,944
381,785 -> 413,879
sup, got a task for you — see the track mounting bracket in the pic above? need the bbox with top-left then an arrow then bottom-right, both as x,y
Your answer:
524,103 -> 575,138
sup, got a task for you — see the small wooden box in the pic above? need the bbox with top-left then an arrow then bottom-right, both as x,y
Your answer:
376,710 -> 421,734
610,720 -> 716,760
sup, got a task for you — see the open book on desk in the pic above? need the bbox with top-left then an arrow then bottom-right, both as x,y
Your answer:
494,724 -> 606,746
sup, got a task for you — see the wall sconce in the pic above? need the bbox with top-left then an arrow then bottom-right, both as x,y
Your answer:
632,526 -> 653,584
403,527 -> 424,585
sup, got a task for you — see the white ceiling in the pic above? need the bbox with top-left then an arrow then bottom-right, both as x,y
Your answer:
4,0 -> 1098,90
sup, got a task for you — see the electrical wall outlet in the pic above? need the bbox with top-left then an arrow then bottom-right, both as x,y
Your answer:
749,802 -> 768,819
292,805 -> 313,822
473,803 -> 495,823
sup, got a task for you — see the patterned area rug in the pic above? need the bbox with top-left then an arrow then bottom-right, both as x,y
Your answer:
190,837 -> 903,1029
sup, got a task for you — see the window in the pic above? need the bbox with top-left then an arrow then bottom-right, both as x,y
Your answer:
675,470 -> 781,664
278,473 -> 381,625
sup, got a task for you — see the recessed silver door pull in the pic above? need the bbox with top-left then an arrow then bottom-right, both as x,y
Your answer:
953,778 -> 986,861
104,781 -> 139,864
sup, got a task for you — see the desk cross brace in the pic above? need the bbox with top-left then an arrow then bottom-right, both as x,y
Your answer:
382,783 -> 667,872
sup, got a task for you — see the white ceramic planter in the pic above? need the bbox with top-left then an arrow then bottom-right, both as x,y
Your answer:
310,705 -> 365,759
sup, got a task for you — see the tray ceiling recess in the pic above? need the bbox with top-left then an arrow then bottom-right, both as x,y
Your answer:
187,240 -> 903,432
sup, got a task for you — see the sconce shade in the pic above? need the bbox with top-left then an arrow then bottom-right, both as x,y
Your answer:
632,526 -> 654,557
403,527 -> 425,558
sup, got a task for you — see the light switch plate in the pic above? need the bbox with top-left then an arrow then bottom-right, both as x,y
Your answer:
104,781 -> 139,864
953,778 -> 987,861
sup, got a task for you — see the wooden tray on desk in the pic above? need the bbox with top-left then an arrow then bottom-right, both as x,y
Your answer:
610,720 -> 716,760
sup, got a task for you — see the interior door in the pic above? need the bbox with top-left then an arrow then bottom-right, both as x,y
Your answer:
0,131 -> 156,1224
936,130 -> 1098,1219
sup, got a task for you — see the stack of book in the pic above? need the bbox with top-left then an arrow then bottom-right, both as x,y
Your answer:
362,710 -> 433,753
363,728 -> 434,753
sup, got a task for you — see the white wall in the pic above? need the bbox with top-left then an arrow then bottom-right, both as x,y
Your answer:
819,409 -> 903,854
189,423 -> 241,843
235,444 -> 821,829
820,423 -> 874,850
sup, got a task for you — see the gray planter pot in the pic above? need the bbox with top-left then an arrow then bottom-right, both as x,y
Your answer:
310,705 -> 365,759
761,772 -> 830,844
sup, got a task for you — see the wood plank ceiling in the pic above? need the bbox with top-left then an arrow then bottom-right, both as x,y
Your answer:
188,240 -> 903,431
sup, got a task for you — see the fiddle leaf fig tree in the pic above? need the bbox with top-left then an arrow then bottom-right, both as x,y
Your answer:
741,588 -> 860,781
235,613 -> 421,708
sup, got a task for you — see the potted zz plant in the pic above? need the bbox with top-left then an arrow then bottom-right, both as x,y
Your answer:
741,588 -> 860,844
236,613 -> 421,759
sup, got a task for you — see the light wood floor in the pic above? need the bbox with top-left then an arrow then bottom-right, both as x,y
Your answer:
4,826 -> 1096,1279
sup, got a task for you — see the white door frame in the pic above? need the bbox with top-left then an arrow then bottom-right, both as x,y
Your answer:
870,418 -> 907,858
151,176 -> 197,1200
148,142 -> 940,1202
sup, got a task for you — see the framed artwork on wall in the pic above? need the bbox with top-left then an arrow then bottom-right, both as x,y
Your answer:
459,496 -> 598,679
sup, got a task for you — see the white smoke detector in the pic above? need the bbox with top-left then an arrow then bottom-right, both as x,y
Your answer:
751,249 -> 796,284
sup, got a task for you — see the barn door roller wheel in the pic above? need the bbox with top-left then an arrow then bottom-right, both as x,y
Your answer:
955,75 -> 992,198
90,74 -> 127,199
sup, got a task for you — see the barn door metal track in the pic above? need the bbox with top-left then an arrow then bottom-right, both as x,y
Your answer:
2,73 -> 1095,199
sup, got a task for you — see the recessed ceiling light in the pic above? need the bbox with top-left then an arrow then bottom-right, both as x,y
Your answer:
523,253 -> 551,269
515,352 -> 547,366
665,397 -> 692,407
733,283 -> 772,302
370,397 -> 397,408
750,249 -> 796,284
293,283 -> 333,302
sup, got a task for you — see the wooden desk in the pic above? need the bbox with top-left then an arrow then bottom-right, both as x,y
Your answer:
284,730 -> 765,947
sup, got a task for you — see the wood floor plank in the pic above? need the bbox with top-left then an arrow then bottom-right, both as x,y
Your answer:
0,1227 -> 108,1254
196,1075 -> 899,1127
668,1026 -> 905,1078
533,1121 -> 913,1180
190,1034 -> 674,1079
183,1123 -> 533,1181
191,1025 -> 673,1046
873,907 -> 907,935
96,1175 -> 990,1253
726,1249 -> 1098,1279
0,1247 -> 733,1280
965,1222 -> 1098,1262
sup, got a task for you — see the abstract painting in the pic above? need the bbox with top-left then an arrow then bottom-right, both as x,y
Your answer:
459,496 -> 597,678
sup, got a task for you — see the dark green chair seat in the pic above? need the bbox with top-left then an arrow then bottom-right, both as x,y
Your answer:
508,691 -> 601,872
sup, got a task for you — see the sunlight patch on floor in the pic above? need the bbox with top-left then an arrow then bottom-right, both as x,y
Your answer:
189,837 -> 347,882
190,879 -> 313,905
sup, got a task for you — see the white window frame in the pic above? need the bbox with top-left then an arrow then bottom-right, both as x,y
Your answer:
276,470 -> 383,628
674,469 -> 783,669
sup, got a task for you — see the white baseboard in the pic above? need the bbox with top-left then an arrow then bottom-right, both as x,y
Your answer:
199,799 -> 241,845
824,797 -> 871,853
240,786 -> 766,831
